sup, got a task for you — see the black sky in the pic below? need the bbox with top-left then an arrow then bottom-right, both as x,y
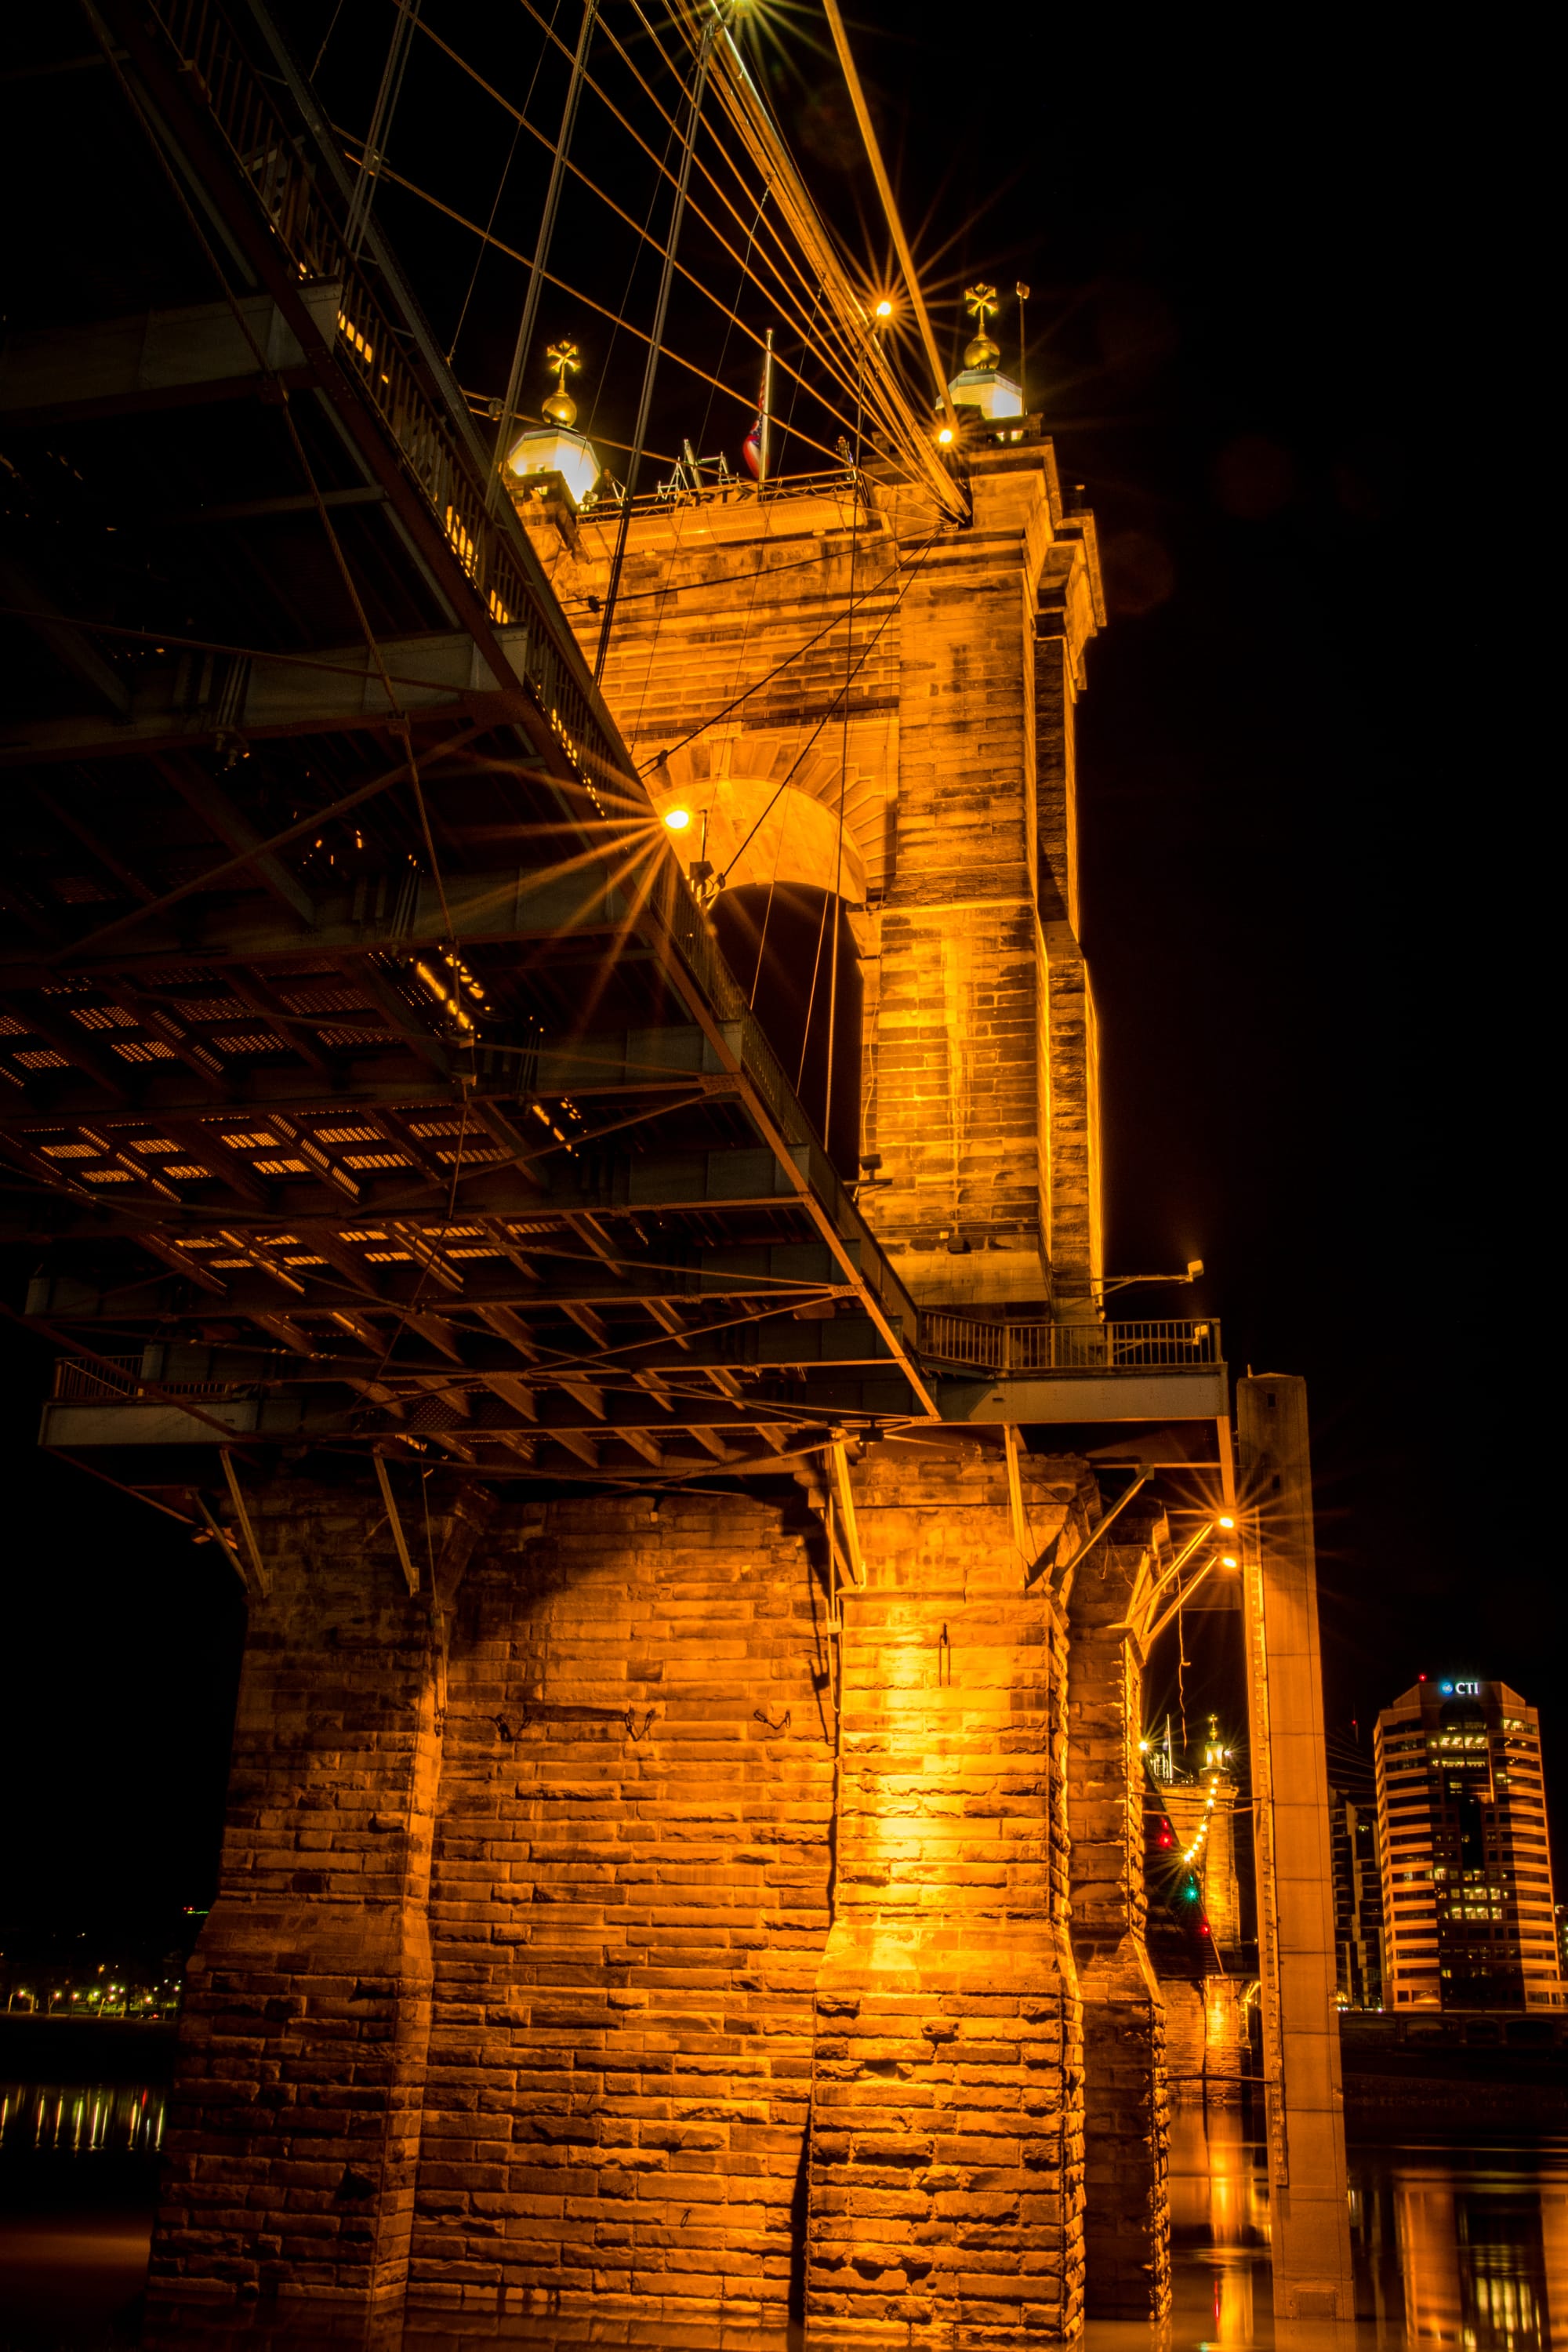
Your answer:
0,2 -> 1552,1941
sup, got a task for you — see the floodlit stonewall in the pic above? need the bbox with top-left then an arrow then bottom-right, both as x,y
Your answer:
412,1486 -> 834,2324
143,429 -> 1177,2342
150,1485 -> 488,2307
804,1440 -> 1096,2345
524,435 -> 1105,1317
1065,1524 -> 1172,2320
146,1444 -> 1178,2343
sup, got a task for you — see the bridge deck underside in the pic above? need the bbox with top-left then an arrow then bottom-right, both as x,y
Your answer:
1,0 -> 1224,1514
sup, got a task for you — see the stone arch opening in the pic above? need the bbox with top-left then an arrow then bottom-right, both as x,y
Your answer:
649,764 -> 865,1181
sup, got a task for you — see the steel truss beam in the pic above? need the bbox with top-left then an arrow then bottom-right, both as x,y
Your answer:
26,1255 -> 858,1322
0,862 -> 638,976
0,627 -> 556,768
40,1374 -> 911,1448
5,1138 -> 848,1233
2,0 -> 939,1472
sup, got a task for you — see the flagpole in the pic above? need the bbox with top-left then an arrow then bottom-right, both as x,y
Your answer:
760,327 -> 774,487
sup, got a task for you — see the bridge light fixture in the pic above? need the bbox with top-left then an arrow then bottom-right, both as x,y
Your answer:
936,424 -> 956,446
1219,1553 -> 1238,1570
874,297 -> 894,320
663,807 -> 693,833
1217,1513 -> 1236,1530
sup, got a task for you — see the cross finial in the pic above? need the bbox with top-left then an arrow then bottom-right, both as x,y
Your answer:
543,340 -> 581,428
964,283 -> 999,333
960,283 -> 1000,371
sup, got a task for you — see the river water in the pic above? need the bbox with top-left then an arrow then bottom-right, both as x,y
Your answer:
3,2081 -> 1565,2349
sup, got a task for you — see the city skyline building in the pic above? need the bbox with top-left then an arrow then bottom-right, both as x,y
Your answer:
1147,1716 -> 1253,2100
1330,1783 -> 1385,2009
1375,1679 -> 1563,2012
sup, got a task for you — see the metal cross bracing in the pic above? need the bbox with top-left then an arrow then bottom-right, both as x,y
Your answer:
0,0 -> 931,1505
1,0 -> 1231,1524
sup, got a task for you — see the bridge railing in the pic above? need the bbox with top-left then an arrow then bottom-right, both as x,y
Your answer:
919,1316 -> 1222,1375
587,466 -> 871,519
145,0 -> 613,807
50,1358 -> 236,1404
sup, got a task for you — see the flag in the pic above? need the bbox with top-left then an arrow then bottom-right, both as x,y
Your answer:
742,405 -> 763,479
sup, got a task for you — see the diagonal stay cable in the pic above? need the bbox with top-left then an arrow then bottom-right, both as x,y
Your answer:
387,13 -> 908,466
341,141 -> 863,479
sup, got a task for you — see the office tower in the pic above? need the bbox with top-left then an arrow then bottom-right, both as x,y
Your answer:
1375,1679 -> 1563,2011
1330,1786 -> 1385,2009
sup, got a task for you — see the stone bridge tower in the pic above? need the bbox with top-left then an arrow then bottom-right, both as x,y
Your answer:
2,5 -> 1352,2332
525,404 -> 1105,1322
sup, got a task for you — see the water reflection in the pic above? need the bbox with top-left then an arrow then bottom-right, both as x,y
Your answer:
1377,2154 -> 1568,2349
2,2085 -> 1567,2349
0,2078 -> 166,2158
1165,2104 -> 1568,2352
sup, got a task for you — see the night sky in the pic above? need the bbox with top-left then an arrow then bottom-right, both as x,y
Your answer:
1,1 -> 1552,1947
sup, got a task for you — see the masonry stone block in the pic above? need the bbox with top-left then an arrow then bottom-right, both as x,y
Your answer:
1066,1530 -> 1171,2321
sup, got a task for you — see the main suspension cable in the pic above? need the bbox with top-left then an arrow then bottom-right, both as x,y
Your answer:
399,7 -> 924,473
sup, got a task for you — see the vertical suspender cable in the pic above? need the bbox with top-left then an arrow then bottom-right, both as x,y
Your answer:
488,0 -> 601,514
822,346 -> 862,1161
593,14 -> 718,687
346,0 -> 423,260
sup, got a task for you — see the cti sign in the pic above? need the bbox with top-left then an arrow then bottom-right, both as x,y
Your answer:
1439,1679 -> 1483,1697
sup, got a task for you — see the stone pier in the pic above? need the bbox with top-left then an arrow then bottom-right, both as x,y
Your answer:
1065,1523 -> 1171,2321
804,1439 -> 1094,2343
147,1444 -> 1189,2340
151,1483 -> 486,2306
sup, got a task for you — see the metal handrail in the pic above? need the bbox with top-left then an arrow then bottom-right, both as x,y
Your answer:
125,0 -> 927,1385
146,0 -> 612,806
138,0 -> 829,1180
919,1315 -> 1222,1375
51,1357 -> 238,1404
52,1357 -> 142,1403
583,466 -> 871,520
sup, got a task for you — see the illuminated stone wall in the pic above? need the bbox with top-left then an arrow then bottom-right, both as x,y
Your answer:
804,1439 -> 1093,2341
147,441 -> 1161,2341
1160,1769 -> 1248,2104
149,1450 -> 1143,2335
148,1484 -> 487,2308
415,1485 -> 834,2319
1065,1530 -> 1172,2318
524,434 -> 1105,1312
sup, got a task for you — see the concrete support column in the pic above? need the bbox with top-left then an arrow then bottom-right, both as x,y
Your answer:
805,1440 -> 1091,2343
149,1480 -> 481,2308
1066,1531 -> 1171,2319
1238,1374 -> 1354,2325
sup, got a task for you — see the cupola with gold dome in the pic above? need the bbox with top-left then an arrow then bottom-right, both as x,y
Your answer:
504,340 -> 602,510
943,282 -> 1023,421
